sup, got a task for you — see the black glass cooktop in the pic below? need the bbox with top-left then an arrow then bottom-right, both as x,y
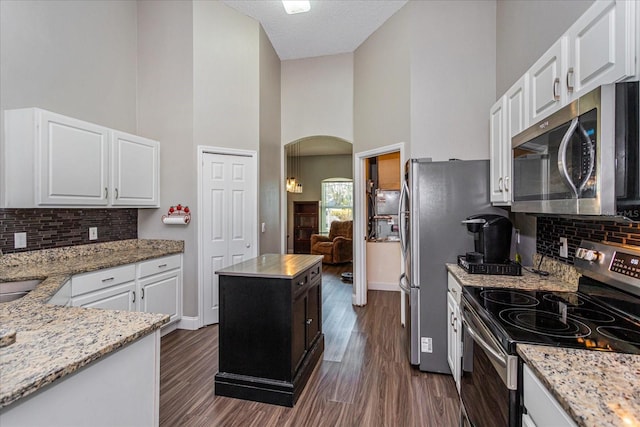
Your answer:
462,280 -> 640,355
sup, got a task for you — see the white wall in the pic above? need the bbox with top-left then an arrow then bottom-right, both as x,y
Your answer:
0,0 -> 138,131
281,53 -> 354,144
496,0 -> 595,96
354,5 -> 411,155
259,26 -> 282,254
136,1 -> 196,314
409,0 -> 496,161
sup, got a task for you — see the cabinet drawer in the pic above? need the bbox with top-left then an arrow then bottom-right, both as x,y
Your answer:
523,364 -> 576,427
138,254 -> 181,278
291,262 -> 321,294
71,264 -> 136,296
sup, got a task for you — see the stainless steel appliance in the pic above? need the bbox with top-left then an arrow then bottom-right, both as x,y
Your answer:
459,240 -> 640,426
372,189 -> 399,241
512,82 -> 639,219
398,159 -> 506,371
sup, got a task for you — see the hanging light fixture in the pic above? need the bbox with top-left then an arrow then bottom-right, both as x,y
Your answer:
286,142 -> 303,193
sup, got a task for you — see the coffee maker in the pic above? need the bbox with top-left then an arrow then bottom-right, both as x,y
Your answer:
459,214 -> 521,275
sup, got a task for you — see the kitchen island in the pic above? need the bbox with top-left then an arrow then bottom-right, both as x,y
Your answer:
215,254 -> 324,407
0,239 -> 183,426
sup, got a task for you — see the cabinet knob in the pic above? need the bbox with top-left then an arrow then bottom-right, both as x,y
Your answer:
298,280 -> 306,286
246,244 -> 251,248
306,319 -> 313,325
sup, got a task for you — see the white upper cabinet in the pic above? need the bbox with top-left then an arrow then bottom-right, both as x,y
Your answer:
526,0 -> 636,125
491,74 -> 528,206
3,108 -> 160,208
528,37 -> 568,125
111,131 -> 159,207
37,110 -> 110,206
566,0 -> 636,98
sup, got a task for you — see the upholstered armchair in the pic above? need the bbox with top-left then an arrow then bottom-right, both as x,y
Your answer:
310,220 -> 353,264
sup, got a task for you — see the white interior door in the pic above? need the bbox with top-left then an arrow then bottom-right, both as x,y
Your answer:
202,152 -> 256,325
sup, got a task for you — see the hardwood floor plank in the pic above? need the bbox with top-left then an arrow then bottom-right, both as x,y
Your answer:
159,264 -> 460,426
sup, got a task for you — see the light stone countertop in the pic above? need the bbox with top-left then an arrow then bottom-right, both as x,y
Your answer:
216,254 -> 323,279
0,239 -> 184,408
518,344 -> 640,427
446,260 -> 639,426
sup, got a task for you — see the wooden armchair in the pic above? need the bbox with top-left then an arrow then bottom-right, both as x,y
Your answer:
310,220 -> 353,264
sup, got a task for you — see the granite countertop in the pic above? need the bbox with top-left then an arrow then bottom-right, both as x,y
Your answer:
518,344 -> 640,427
446,263 -> 578,292
0,239 -> 184,408
216,254 -> 323,279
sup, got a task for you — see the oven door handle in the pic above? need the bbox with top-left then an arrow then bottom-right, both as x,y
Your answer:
462,317 -> 507,367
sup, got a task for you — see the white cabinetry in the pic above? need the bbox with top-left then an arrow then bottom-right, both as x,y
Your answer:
528,37 -> 568,124
490,75 -> 528,206
137,255 -> 182,324
446,273 -> 462,392
111,131 -> 159,207
2,108 -> 160,208
527,0 -> 635,125
68,254 -> 182,328
522,363 -> 577,427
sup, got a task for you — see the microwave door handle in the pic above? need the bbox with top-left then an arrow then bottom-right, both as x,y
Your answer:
576,123 -> 595,194
558,117 -> 580,198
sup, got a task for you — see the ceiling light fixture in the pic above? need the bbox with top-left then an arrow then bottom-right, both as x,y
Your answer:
282,0 -> 310,15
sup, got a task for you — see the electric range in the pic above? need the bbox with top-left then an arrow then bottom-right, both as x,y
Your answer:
459,240 -> 640,427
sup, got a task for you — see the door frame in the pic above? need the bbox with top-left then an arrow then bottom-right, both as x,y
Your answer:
197,145 -> 258,328
353,142 -> 405,306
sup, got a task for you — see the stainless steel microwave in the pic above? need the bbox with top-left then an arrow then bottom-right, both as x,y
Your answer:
511,82 -> 639,220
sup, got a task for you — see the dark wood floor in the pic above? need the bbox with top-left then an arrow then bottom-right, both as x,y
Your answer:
159,263 -> 460,426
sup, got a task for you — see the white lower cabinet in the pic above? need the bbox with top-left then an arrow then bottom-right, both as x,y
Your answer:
446,273 -> 463,392
68,254 -> 182,327
522,363 -> 577,427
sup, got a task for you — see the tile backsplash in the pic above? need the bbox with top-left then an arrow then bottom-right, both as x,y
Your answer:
536,216 -> 640,264
0,209 -> 137,254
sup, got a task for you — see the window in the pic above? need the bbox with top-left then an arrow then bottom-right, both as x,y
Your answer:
321,179 -> 353,233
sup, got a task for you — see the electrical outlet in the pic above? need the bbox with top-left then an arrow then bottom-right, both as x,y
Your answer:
559,237 -> 568,258
14,232 -> 27,249
89,227 -> 98,241
261,222 -> 266,233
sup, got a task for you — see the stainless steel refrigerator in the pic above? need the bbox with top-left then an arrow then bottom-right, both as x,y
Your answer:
398,159 -> 506,373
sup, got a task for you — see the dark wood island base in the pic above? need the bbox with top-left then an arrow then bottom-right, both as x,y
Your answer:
214,254 -> 325,407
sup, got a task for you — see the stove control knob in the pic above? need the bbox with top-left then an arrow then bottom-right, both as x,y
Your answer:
578,249 -> 601,262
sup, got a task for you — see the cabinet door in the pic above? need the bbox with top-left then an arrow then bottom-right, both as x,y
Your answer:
528,37 -> 568,124
292,291 -> 307,373
111,131 -> 159,207
306,281 -> 321,348
71,282 -> 136,311
446,291 -> 457,379
138,270 -> 180,323
567,0 -> 636,98
37,110 -> 110,206
503,74 -> 529,203
490,97 -> 507,204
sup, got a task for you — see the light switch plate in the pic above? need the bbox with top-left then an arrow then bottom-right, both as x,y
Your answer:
89,227 -> 98,241
14,232 -> 27,249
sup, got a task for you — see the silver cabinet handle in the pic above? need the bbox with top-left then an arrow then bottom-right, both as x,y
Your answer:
132,291 -> 136,303
504,176 -> 510,192
451,289 -> 457,295
553,77 -> 560,101
141,288 -> 145,299
101,277 -> 115,282
453,318 -> 458,333
306,319 -> 313,325
450,311 -> 455,326
298,280 -> 306,286
498,177 -> 504,192
566,67 -> 574,93
105,187 -> 108,199
115,188 -> 119,199
158,264 -> 167,268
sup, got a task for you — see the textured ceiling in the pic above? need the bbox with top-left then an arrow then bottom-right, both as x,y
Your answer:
221,0 -> 408,60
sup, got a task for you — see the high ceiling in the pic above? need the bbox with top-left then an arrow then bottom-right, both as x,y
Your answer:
221,0 -> 408,60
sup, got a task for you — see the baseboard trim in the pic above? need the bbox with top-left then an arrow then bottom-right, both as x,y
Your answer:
177,316 -> 200,331
367,281 -> 400,292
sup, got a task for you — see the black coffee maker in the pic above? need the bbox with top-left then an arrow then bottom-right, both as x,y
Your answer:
462,214 -> 512,264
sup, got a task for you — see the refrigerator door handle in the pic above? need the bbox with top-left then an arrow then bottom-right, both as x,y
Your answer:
399,273 -> 410,294
399,179 -> 409,256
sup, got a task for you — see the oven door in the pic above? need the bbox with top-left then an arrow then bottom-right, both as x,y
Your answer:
460,296 -> 520,427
